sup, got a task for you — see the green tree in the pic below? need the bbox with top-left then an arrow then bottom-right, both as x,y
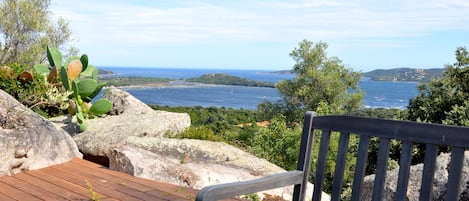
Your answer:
408,47 -> 469,126
264,39 -> 363,123
0,0 -> 75,66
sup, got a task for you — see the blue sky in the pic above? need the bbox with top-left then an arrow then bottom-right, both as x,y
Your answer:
50,0 -> 469,72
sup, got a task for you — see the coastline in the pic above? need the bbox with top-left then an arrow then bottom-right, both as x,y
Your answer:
109,80 -> 218,89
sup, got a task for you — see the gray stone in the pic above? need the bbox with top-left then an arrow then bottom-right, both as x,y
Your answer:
108,137 -> 330,201
0,90 -> 82,176
361,151 -> 469,201
102,86 -> 154,115
51,87 -> 191,157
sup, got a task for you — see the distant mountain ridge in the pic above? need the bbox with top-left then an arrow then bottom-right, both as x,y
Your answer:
364,68 -> 443,82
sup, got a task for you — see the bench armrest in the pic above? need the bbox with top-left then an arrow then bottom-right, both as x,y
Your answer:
195,170 -> 304,201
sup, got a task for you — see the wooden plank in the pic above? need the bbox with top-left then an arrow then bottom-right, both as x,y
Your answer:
0,158 -> 244,201
0,176 -> 64,200
0,180 -> 42,201
59,161 -> 163,201
446,147 -> 465,200
293,111 -> 315,201
26,168 -> 101,199
69,159 -> 202,199
372,138 -> 390,201
330,132 -> 350,201
312,130 -> 331,201
64,158 -> 154,191
0,192 -> 15,201
419,144 -> 438,201
350,135 -> 370,200
13,170 -> 86,200
395,141 -> 413,200
312,115 -> 469,147
144,189 -> 188,201
47,165 -> 144,201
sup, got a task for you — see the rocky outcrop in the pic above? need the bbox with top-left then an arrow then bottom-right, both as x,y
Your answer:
51,87 -> 191,158
109,137 -> 330,201
52,87 -> 329,200
0,90 -> 82,176
361,151 -> 469,201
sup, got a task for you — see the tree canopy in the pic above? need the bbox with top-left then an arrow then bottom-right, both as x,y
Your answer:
408,47 -> 469,126
0,0 -> 74,66
263,39 -> 363,123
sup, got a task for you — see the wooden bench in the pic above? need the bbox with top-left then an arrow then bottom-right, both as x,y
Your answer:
196,111 -> 469,201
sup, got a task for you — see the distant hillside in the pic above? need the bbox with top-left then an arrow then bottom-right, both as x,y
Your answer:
364,68 -> 443,82
187,73 -> 275,88
98,69 -> 114,75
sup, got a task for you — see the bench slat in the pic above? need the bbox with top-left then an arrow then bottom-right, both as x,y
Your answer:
330,132 -> 350,201
350,135 -> 370,200
395,141 -> 414,200
195,171 -> 304,201
312,130 -> 331,201
372,138 -> 391,201
293,111 -> 315,201
446,147 -> 465,200
313,116 -> 469,147
419,144 -> 438,201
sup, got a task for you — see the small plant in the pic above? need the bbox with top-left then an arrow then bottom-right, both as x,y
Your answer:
242,193 -> 260,201
85,179 -> 100,201
34,47 -> 112,131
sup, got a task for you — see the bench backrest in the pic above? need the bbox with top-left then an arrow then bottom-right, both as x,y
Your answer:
298,111 -> 469,201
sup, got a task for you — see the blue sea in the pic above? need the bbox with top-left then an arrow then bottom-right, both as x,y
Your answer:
99,67 -> 419,110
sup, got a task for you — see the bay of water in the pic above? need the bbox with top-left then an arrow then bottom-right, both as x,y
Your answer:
100,67 -> 418,110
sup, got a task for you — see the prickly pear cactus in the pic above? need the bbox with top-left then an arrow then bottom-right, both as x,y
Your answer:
34,46 -> 113,132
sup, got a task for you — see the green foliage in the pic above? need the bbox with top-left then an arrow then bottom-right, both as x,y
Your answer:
241,193 -> 260,201
168,126 -> 224,142
0,64 -> 70,117
152,105 -> 267,147
250,116 -> 301,170
349,108 -> 406,120
270,40 -> 363,124
34,47 -> 112,131
408,47 -> 469,126
0,0 -> 75,66
85,179 -> 100,201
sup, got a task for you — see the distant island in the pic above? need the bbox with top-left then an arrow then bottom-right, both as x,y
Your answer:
364,68 -> 443,82
186,73 -> 275,88
98,70 -> 276,88
98,69 -> 114,75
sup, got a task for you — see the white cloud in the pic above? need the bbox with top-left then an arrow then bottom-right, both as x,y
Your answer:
51,0 -> 469,45
49,0 -> 469,68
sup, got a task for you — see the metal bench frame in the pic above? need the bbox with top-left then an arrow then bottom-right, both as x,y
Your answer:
196,111 -> 469,201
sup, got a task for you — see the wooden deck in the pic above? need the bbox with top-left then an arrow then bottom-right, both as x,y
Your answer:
0,158 -> 242,201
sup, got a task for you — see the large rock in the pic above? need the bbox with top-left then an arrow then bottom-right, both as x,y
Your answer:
361,151 -> 469,200
51,87 -> 191,157
108,137 -> 330,201
0,90 -> 82,176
